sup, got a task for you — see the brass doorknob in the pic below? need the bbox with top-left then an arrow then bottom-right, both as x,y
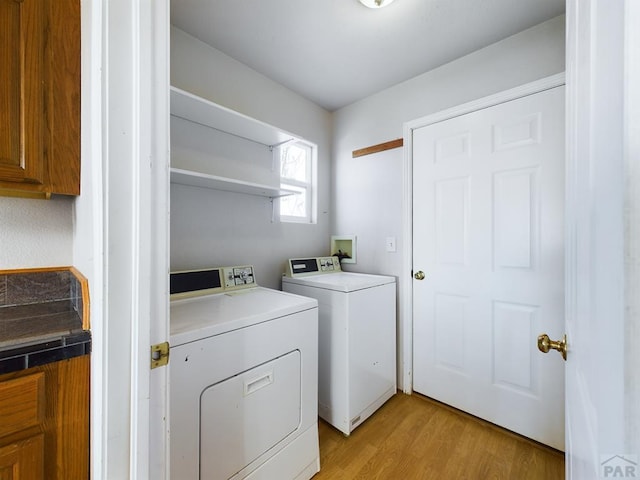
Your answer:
537,333 -> 567,361
414,270 -> 425,280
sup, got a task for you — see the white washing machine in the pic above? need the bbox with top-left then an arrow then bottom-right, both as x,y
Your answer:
170,266 -> 320,480
282,257 -> 396,436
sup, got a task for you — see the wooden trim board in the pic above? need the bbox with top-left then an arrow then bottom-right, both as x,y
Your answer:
352,138 -> 403,158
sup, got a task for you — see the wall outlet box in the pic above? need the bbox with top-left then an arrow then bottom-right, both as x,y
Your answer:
331,235 -> 356,264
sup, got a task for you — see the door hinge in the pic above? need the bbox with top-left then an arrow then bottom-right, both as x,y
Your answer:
150,342 -> 170,369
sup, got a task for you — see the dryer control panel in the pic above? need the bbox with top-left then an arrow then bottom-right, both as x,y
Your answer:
284,257 -> 342,277
170,265 -> 256,299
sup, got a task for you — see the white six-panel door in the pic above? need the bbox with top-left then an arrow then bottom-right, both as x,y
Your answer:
411,86 -> 565,450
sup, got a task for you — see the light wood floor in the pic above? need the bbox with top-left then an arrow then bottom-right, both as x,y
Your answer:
314,392 -> 564,480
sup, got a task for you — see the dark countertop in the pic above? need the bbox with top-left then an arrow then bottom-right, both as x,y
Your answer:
0,269 -> 91,375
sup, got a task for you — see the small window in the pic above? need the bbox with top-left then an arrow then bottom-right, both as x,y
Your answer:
279,141 -> 315,223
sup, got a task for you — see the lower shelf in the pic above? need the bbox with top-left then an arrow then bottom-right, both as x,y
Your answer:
170,168 -> 296,198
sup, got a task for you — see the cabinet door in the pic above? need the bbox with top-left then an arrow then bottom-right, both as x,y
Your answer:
0,0 -> 80,197
0,0 -> 47,188
0,434 -> 44,480
0,357 -> 89,480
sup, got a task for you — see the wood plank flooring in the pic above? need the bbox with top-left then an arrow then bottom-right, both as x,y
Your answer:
314,392 -> 564,480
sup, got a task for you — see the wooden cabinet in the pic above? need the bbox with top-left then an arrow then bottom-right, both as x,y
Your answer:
0,356 -> 89,479
0,435 -> 44,479
0,0 -> 80,199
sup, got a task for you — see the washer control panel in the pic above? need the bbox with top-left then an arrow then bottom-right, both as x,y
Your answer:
284,257 -> 342,277
223,266 -> 255,288
170,265 -> 256,299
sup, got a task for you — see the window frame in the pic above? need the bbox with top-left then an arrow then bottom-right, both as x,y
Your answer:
278,140 -> 316,224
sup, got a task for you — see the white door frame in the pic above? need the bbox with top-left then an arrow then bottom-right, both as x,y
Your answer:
75,1 -> 170,478
401,73 -> 565,394
564,1 -> 640,477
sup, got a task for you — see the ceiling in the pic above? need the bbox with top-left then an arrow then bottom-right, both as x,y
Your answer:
170,0 -> 565,111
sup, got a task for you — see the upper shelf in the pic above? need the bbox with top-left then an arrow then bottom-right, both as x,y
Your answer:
170,168 -> 296,198
170,86 -> 298,149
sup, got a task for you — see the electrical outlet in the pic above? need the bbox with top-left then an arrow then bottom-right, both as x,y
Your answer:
386,237 -> 397,253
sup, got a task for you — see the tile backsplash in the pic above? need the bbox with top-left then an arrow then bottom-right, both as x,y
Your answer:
0,270 -> 83,323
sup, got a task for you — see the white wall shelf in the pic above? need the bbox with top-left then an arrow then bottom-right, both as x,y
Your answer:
170,86 -> 303,198
170,168 -> 296,198
170,86 -> 298,149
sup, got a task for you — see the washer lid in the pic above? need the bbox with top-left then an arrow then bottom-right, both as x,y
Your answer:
170,287 -> 317,346
282,271 -> 395,292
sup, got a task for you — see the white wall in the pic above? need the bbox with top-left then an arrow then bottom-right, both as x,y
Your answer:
170,27 -> 333,289
0,18 -> 565,290
332,16 -> 565,388
332,15 -> 565,277
0,196 -> 73,269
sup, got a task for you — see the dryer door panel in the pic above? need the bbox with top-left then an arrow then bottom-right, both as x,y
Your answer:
200,350 -> 301,479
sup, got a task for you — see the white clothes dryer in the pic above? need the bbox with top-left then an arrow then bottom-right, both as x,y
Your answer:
170,266 -> 319,480
282,257 -> 396,436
